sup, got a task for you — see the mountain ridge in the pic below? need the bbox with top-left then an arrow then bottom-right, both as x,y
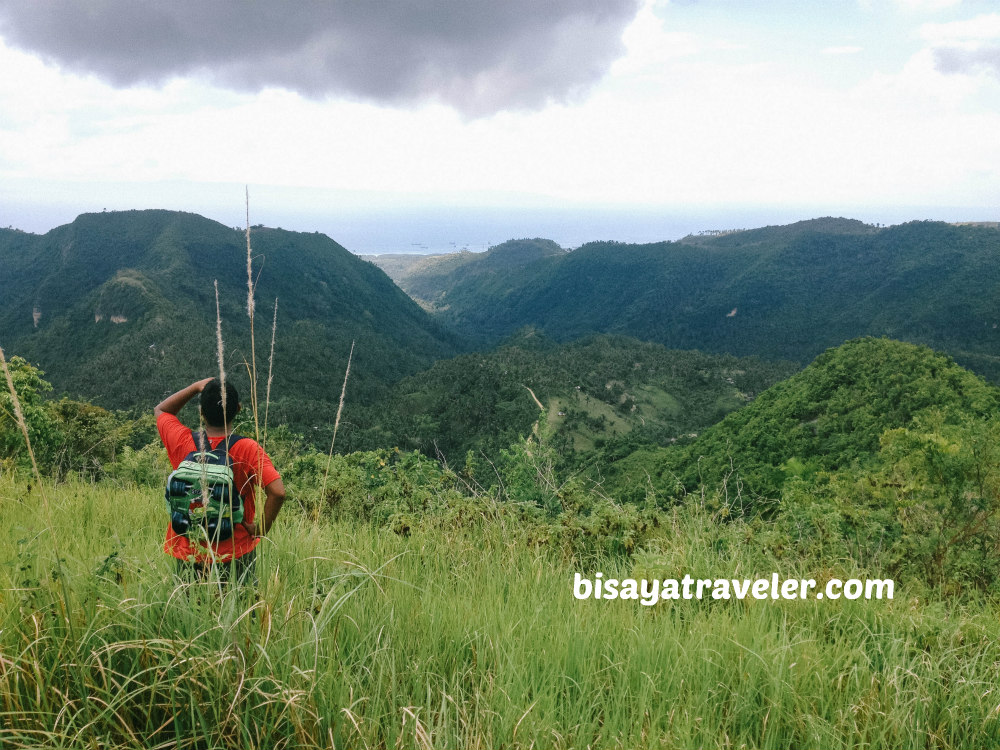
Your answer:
0,209 -> 464,438
375,217 -> 1000,381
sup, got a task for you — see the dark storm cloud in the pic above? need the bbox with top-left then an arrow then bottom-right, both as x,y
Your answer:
933,46 -> 1000,79
0,0 -> 640,116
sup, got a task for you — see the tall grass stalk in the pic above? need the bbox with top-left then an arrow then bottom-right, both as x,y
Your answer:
214,280 -> 227,432
245,186 -> 255,320
331,340 -> 354,451
240,195 -> 272,548
262,297 -> 278,452
244,188 -> 261,446
319,340 -> 354,512
191,280 -> 231,579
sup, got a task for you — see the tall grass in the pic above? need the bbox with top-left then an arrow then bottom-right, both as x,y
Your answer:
238,198 -> 280,526
243,189 -> 262,446
319,341 -> 354,512
2,473 -> 1000,748
213,280 -> 228,430
262,298 -> 278,453
0,346 -> 75,643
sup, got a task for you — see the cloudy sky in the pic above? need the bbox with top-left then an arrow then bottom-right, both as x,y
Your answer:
1,0 -> 998,250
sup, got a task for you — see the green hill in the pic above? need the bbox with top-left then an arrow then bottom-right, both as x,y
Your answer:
610,337 -> 1000,508
372,238 -> 567,311
389,219 -> 1000,381
0,210 -> 463,440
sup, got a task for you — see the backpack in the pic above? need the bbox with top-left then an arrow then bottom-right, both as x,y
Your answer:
165,431 -> 244,543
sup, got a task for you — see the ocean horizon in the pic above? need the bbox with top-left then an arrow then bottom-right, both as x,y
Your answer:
324,204 -> 995,256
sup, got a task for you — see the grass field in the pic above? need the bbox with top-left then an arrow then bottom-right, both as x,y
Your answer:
3,472 -> 1000,749
546,382 -> 686,453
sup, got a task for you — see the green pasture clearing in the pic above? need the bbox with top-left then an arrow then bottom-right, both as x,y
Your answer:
631,383 -> 684,419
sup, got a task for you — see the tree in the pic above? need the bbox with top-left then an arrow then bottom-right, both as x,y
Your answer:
876,412 -> 1000,592
0,356 -> 62,471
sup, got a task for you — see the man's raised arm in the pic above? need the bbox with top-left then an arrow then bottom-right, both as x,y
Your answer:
154,377 -> 215,417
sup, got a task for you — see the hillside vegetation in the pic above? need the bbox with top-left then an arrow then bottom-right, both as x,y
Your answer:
387,219 -> 1000,381
604,338 -> 999,502
354,331 -> 797,467
671,338 -> 998,497
0,210 -> 462,440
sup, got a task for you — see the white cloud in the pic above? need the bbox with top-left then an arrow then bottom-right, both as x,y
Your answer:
893,0 -> 963,11
920,14 -> 1000,79
612,1 -> 702,75
921,13 -> 1000,44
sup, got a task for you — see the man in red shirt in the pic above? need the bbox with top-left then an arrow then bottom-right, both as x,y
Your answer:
155,377 -> 285,584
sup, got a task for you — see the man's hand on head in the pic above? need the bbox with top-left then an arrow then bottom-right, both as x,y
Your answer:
156,377 -> 216,418
194,377 -> 215,392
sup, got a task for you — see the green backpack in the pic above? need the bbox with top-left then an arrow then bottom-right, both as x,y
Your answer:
165,431 -> 244,542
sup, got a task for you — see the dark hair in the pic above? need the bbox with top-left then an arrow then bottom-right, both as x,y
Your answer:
200,378 -> 240,427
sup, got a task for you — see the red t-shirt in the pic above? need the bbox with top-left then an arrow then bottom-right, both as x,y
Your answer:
157,413 -> 281,562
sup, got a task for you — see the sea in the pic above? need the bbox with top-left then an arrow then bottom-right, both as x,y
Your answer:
303,203 -> 991,256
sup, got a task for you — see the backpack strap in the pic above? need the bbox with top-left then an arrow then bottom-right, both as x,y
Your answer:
191,429 -> 206,453
190,431 -> 243,456
222,434 -> 243,454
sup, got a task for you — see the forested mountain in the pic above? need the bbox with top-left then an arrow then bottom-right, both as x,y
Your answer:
381,219 -> 1000,381
601,337 -> 1000,507
0,210 -> 463,436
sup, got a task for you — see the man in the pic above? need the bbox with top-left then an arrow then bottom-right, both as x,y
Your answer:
155,376 -> 285,584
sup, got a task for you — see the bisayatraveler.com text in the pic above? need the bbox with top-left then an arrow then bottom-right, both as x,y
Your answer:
573,573 -> 894,605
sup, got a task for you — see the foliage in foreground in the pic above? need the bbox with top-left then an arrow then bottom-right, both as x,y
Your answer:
3,472 -> 1000,750
0,355 -> 156,480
